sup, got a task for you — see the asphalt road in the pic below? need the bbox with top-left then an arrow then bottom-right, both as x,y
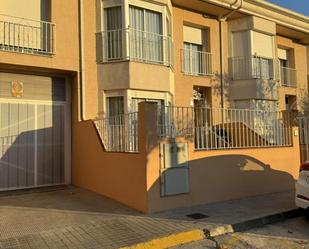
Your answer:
172,215 -> 309,249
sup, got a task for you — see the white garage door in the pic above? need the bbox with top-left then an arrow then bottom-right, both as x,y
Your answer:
0,73 -> 71,190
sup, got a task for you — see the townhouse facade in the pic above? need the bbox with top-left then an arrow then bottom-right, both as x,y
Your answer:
0,0 -> 308,213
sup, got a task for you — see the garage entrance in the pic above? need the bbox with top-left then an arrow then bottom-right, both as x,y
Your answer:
0,72 -> 71,190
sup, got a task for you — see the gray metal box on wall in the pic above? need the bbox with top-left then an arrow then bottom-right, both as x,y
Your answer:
160,143 -> 189,169
160,143 -> 189,196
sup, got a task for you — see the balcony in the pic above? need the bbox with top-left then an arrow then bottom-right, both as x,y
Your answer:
96,28 -> 173,67
279,66 -> 297,87
229,56 -> 275,80
181,49 -> 213,76
0,14 -> 55,55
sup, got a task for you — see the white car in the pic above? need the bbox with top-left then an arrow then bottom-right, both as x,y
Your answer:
296,162 -> 309,209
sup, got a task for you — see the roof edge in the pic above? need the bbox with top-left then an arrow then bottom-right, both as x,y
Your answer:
200,0 -> 309,34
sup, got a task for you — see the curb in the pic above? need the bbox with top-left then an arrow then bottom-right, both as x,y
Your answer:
120,208 -> 304,249
119,229 -> 206,249
206,208 -> 305,238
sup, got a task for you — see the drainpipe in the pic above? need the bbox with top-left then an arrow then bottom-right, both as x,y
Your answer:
218,0 -> 243,109
78,0 -> 86,121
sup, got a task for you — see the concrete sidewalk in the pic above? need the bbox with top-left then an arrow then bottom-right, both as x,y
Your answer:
153,190 -> 302,237
0,187 -> 301,249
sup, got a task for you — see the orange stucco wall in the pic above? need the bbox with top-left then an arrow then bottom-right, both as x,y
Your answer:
0,0 -> 79,72
276,36 -> 309,111
138,102 -> 301,213
72,120 -> 148,212
147,130 -> 301,213
72,102 -> 301,214
172,6 -> 229,108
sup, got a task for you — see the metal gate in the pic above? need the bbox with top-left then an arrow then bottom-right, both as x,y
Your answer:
297,116 -> 309,163
0,100 -> 68,190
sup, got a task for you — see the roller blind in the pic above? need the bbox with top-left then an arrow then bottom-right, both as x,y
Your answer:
252,31 -> 274,58
232,31 -> 250,57
278,48 -> 287,60
107,97 -> 124,117
105,6 -> 122,30
183,26 -> 203,45
104,7 -> 123,60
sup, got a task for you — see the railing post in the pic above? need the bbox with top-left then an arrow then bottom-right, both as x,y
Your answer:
138,102 -> 158,154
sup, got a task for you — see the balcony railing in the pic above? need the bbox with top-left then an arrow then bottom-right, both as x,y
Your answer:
182,49 -> 213,76
279,66 -> 297,87
0,14 -> 55,55
158,105 -> 292,150
229,56 -> 275,80
94,112 -> 138,153
97,28 -> 173,67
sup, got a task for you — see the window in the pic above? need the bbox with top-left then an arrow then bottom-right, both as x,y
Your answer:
252,31 -> 274,59
107,96 -> 124,117
166,17 -> 172,37
129,5 -> 163,63
104,6 -> 123,60
183,26 -> 209,75
279,57 -> 288,85
285,95 -> 297,110
230,31 -> 275,80
100,3 -> 172,66
278,48 -> 289,68
278,48 -> 296,86
183,42 -> 203,75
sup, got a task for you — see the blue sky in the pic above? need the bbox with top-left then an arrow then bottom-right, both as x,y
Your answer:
267,0 -> 309,16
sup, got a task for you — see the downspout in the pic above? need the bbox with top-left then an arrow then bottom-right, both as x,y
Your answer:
78,0 -> 86,121
218,0 -> 243,109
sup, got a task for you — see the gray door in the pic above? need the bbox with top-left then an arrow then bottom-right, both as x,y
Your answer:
0,102 -> 66,190
0,103 -> 35,189
0,73 -> 69,190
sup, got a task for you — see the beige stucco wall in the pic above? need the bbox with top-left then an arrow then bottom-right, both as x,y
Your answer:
228,16 -> 276,36
99,62 -> 174,93
99,62 -> 130,90
230,79 -> 278,101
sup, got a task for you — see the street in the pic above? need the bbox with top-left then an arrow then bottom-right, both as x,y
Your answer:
173,215 -> 309,249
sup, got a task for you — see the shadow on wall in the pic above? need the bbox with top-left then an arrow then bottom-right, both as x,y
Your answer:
148,152 -> 297,212
0,127 -> 65,190
0,98 -> 66,190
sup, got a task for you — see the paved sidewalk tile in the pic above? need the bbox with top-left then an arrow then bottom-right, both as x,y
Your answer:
0,187 -> 297,249
152,190 -> 296,229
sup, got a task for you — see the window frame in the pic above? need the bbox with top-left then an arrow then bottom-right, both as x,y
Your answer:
106,96 -> 124,117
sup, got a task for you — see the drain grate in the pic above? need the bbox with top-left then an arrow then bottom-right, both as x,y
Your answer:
186,213 -> 209,220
